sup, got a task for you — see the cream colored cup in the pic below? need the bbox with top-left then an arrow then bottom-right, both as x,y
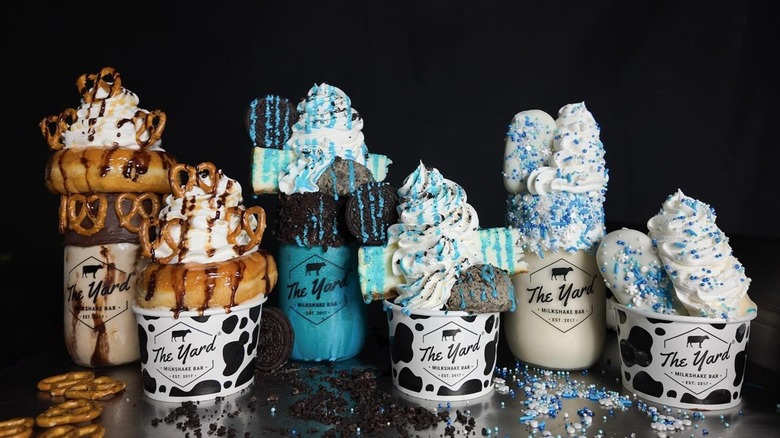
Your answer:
504,250 -> 606,370
63,243 -> 145,367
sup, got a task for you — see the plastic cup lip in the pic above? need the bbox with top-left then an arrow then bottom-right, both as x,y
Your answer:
609,298 -> 757,324
132,294 -> 268,318
382,300 -> 498,318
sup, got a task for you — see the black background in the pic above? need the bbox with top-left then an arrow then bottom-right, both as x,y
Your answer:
2,1 -> 778,367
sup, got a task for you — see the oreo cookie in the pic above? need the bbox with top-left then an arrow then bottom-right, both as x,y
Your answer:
255,306 -> 294,372
245,95 -> 298,149
316,157 -> 374,197
345,181 -> 399,245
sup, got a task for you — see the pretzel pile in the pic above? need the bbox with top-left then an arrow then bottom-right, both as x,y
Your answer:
57,192 -> 161,236
0,371 -> 125,437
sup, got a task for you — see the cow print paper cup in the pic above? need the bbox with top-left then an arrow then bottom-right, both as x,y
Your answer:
384,301 -> 500,402
611,299 -> 756,410
133,295 -> 267,402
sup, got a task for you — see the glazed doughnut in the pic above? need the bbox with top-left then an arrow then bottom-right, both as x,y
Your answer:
45,147 -> 176,195
136,250 -> 277,313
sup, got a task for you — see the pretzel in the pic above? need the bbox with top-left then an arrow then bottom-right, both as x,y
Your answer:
138,217 -> 182,263
36,424 -> 105,438
133,109 -> 166,149
170,162 -> 219,198
76,67 -> 122,104
64,194 -> 107,236
114,192 -> 161,234
35,400 -> 102,428
227,205 -> 267,249
0,417 -> 33,438
40,108 -> 78,151
37,371 -> 96,397
63,376 -> 126,401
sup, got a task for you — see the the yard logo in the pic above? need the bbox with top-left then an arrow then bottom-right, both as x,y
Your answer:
152,322 -> 215,387
286,254 -> 350,325
661,327 -> 731,395
526,258 -> 597,333
66,255 -> 134,329
418,322 -> 482,387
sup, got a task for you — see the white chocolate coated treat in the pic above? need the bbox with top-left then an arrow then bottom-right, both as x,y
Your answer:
504,102 -> 608,255
503,109 -> 556,194
597,228 -> 685,314
647,190 -> 753,320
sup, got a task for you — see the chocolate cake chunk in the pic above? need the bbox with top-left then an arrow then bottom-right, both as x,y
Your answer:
255,307 -> 294,372
275,192 -> 350,248
245,95 -> 297,149
316,157 -> 374,197
446,264 -> 515,312
345,181 -> 399,246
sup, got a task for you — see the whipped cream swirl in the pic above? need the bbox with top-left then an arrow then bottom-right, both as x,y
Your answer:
647,190 -> 751,319
388,162 -> 483,310
279,83 -> 369,194
526,102 -> 608,195
63,87 -> 164,150
154,167 -> 258,264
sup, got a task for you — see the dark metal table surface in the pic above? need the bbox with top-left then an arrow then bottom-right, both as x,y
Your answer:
0,327 -> 777,438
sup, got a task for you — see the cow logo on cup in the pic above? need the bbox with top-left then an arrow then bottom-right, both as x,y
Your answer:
285,254 -> 351,325
525,258 -> 598,332
150,322 -> 216,388
419,322 -> 483,388
67,255 -> 134,329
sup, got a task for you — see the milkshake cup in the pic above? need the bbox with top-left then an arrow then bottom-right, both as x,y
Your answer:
611,300 -> 756,410
502,102 -> 610,370
42,67 -> 176,366
133,162 -> 278,402
599,190 -> 758,409
504,250 -> 606,369
63,240 -> 145,367
357,163 -> 528,402
277,243 -> 366,361
244,85 -> 393,362
134,294 -> 267,402
385,301 -> 500,401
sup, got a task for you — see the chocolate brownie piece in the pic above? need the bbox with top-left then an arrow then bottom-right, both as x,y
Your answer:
275,192 -> 350,247
446,264 -> 515,312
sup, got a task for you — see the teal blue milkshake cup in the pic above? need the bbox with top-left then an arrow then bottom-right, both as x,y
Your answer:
244,84 -> 393,362
277,243 -> 366,361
